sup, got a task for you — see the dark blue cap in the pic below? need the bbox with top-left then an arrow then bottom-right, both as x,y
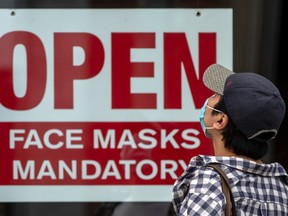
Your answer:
203,64 -> 286,142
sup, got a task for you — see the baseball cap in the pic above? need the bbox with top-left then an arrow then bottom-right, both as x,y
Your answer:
203,64 -> 286,142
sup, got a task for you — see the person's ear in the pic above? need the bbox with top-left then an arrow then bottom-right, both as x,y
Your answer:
212,114 -> 228,129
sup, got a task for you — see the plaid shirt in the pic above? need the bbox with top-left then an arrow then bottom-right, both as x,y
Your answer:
172,155 -> 288,215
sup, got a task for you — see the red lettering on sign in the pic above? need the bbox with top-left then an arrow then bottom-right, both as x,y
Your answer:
0,31 -> 216,111
54,33 -> 105,109
164,33 -> 216,109
0,31 -> 47,110
111,33 -> 156,109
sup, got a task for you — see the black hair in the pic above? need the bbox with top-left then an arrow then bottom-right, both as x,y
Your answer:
212,96 -> 268,160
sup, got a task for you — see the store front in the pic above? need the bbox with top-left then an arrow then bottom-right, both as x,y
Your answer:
0,1 -> 286,215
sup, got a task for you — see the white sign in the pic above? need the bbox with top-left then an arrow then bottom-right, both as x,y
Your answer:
0,9 -> 232,202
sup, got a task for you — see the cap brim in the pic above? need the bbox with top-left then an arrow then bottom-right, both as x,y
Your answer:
203,64 -> 235,95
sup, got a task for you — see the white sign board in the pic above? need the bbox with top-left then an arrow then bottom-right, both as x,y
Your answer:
0,9 -> 232,202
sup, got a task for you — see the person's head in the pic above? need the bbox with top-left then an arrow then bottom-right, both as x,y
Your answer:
200,64 -> 286,159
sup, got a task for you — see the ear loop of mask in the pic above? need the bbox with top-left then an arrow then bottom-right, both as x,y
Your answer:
207,105 -> 222,113
199,99 -> 223,137
206,105 -> 223,129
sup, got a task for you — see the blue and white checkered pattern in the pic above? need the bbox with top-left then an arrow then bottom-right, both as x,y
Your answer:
172,155 -> 288,215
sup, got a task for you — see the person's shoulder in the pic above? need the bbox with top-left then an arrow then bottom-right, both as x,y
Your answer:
187,155 -> 225,179
190,154 -> 217,164
190,154 -> 232,166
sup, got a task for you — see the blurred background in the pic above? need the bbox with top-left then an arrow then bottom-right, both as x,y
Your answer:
0,0 -> 287,215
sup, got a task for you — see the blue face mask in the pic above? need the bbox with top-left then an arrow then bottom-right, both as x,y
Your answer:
199,97 -> 222,138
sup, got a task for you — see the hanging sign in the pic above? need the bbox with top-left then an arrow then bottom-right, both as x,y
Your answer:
0,8 -> 232,201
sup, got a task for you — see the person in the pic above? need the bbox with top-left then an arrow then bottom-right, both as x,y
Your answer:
172,64 -> 288,215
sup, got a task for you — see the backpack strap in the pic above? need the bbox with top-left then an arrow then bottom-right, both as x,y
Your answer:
207,163 -> 237,216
